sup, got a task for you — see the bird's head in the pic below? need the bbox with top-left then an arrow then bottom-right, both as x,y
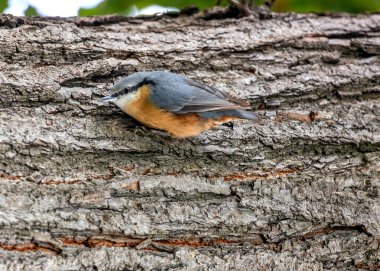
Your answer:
101,72 -> 154,108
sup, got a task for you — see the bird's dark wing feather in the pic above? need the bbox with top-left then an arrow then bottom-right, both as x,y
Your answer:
184,77 -> 228,100
149,73 -> 248,114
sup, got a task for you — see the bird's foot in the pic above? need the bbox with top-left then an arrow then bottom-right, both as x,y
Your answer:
223,122 -> 234,130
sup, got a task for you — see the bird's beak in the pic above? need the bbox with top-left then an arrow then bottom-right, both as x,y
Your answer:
99,95 -> 116,102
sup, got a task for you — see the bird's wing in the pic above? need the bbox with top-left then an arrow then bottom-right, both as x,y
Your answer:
149,75 -> 248,114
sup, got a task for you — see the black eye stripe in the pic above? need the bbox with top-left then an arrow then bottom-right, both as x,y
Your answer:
111,78 -> 155,98
111,86 -> 132,98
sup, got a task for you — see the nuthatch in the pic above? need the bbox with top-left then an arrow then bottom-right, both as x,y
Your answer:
101,71 -> 259,137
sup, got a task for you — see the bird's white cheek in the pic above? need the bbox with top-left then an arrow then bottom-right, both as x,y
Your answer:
114,93 -> 137,109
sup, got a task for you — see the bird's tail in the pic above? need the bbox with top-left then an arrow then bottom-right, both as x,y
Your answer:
198,109 -> 260,121
232,109 -> 260,121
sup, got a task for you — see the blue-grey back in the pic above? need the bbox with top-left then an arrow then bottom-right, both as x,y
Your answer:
112,71 -> 248,114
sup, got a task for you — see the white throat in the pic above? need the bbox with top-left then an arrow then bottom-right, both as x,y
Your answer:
113,92 -> 137,109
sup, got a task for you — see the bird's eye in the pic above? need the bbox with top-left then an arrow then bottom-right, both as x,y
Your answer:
124,86 -> 131,93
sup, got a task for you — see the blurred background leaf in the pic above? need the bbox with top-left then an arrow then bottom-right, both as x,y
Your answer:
24,5 -> 38,16
1,0 -> 379,16
0,0 -> 8,13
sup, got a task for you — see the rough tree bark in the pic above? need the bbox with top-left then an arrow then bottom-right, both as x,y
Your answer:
0,11 -> 379,270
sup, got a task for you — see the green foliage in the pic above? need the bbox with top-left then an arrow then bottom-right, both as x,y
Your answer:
24,5 -> 38,16
0,0 -> 8,13
1,0 -> 379,16
79,0 -> 380,16
79,0 -> 220,16
273,0 -> 380,13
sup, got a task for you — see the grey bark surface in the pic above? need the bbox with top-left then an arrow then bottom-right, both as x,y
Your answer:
0,11 -> 379,270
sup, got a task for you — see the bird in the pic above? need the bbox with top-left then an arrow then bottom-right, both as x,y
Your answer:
101,71 -> 259,138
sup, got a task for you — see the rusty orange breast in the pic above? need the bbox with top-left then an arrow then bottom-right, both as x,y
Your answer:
118,85 -> 212,137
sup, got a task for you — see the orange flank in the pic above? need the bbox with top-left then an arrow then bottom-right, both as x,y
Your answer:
120,85 -> 237,137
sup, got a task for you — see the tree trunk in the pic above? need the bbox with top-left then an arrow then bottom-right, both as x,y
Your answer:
0,11 -> 379,270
